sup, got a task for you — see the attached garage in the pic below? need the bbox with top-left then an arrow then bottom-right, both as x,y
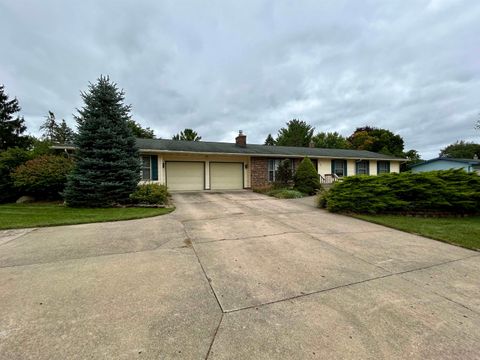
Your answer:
166,162 -> 204,191
210,162 -> 244,190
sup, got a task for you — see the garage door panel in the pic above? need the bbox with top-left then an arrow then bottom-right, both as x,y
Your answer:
210,163 -> 243,190
166,162 -> 204,191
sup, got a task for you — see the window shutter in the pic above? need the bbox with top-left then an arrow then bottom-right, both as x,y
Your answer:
151,155 -> 158,180
387,161 -> 390,173
344,160 -> 347,176
366,160 -> 370,175
377,161 -> 380,174
331,160 -> 334,174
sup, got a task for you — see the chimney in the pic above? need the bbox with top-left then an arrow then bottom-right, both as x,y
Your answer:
309,140 -> 315,148
235,130 -> 247,148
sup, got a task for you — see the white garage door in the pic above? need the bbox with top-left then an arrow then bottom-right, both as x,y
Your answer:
210,162 -> 244,190
166,162 -> 204,191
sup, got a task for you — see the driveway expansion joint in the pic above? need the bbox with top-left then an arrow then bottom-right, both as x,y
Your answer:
222,253 -> 480,314
183,226 -> 225,314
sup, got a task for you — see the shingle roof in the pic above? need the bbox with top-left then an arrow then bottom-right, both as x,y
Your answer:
410,157 -> 480,168
136,138 -> 406,161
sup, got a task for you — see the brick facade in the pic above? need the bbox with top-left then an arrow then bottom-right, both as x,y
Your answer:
250,157 -> 320,188
250,157 -> 269,188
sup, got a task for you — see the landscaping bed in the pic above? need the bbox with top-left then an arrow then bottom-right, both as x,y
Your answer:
0,203 -> 173,230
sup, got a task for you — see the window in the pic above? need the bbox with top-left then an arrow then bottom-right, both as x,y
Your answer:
141,156 -> 151,180
332,160 -> 346,177
356,160 -> 369,175
268,159 -> 293,182
377,161 -> 390,174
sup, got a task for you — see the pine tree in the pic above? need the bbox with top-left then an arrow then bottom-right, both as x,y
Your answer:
275,119 -> 314,147
55,119 -> 76,143
0,85 -> 31,150
63,76 -> 140,207
127,119 -> 155,139
40,111 -> 76,143
264,134 -> 275,145
294,157 -> 320,195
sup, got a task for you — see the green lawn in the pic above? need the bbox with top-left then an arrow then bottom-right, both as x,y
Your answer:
0,203 -> 173,230
355,214 -> 480,251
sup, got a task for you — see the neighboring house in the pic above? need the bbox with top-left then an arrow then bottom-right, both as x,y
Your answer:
410,157 -> 480,175
55,131 -> 405,191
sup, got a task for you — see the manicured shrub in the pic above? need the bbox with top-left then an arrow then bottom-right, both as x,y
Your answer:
130,183 -> 169,205
322,169 -> 480,214
11,155 -> 74,199
294,157 -> 320,195
267,188 -> 305,199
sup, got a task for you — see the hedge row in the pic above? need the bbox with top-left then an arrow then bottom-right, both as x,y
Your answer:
321,169 -> 480,214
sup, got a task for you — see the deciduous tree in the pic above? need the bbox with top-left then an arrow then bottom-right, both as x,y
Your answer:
439,141 -> 480,159
347,126 -> 404,157
312,132 -> 350,149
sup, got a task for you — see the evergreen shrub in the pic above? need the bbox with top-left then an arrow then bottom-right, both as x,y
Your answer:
275,159 -> 293,188
294,157 -> 320,195
321,169 -> 480,214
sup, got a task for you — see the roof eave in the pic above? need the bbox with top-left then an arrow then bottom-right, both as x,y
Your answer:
139,148 -> 405,161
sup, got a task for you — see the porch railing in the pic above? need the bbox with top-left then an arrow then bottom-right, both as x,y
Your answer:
320,173 -> 340,184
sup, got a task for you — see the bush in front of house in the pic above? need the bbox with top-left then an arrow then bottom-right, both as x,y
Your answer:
11,155 -> 74,199
294,157 -> 320,195
130,183 -> 169,205
321,169 -> 480,214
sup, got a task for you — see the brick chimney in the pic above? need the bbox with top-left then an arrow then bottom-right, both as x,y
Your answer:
235,130 -> 247,148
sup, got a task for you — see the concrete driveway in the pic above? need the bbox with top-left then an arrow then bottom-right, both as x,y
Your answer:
0,191 -> 479,359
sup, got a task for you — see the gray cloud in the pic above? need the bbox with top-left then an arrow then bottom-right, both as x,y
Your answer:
1,0 -> 479,158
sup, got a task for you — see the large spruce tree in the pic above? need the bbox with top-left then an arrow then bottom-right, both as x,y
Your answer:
63,76 -> 140,207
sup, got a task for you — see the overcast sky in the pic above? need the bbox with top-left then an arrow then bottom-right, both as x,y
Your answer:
1,0 -> 479,158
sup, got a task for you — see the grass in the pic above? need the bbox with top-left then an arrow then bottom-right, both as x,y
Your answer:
0,202 -> 174,230
355,214 -> 480,251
